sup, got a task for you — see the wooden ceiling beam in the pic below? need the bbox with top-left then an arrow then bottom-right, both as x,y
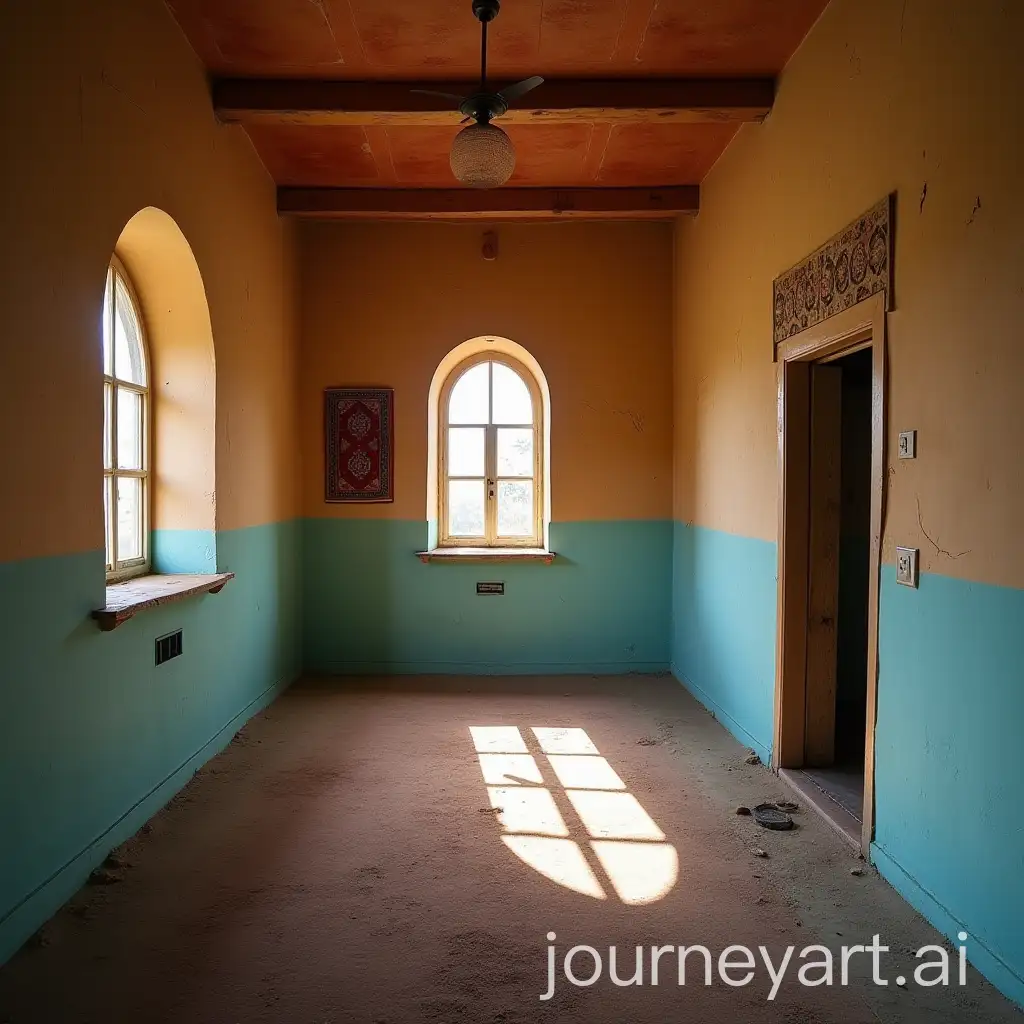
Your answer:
277,186 -> 699,220
216,78 -> 774,127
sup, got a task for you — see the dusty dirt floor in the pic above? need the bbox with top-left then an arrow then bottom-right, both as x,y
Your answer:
0,675 -> 1018,1024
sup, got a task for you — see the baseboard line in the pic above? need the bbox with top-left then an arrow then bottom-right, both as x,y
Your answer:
671,668 -> 772,765
306,661 -> 670,676
0,672 -> 295,964
871,843 -> 1024,1009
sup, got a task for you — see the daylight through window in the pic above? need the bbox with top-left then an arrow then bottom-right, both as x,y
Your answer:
440,355 -> 543,548
102,259 -> 150,579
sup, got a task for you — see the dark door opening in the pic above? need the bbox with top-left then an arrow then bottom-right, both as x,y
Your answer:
801,348 -> 872,823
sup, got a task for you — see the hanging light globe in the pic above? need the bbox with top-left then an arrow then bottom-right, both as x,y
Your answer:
450,122 -> 516,189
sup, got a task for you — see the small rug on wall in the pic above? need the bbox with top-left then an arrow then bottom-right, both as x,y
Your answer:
325,387 -> 394,502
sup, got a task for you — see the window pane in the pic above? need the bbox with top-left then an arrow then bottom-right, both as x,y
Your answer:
104,478 -> 112,569
103,383 -> 113,470
102,269 -> 113,377
492,362 -> 532,424
497,480 -> 533,537
448,427 -> 484,477
116,476 -> 143,562
449,479 -> 485,537
114,273 -> 146,385
116,388 -> 143,470
448,362 -> 489,424
497,428 -> 533,477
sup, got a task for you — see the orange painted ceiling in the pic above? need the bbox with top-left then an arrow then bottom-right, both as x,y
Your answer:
167,0 -> 830,190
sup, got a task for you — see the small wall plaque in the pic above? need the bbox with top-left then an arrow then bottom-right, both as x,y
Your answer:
476,581 -> 505,595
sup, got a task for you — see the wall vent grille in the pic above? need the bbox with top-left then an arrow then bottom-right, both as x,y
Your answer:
155,629 -> 183,666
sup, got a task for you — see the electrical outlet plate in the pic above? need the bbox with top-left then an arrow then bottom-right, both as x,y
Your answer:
896,546 -> 919,587
898,430 -> 917,459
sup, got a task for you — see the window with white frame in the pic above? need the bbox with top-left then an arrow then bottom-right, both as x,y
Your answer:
440,354 -> 543,548
103,258 -> 150,580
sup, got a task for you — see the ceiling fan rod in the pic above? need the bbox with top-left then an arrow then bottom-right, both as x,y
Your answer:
473,0 -> 500,96
480,19 -> 488,91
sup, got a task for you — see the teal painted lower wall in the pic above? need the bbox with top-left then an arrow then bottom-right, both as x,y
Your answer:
669,522 -> 1023,1006
873,566 -> 1024,1006
152,528 -> 217,574
6,510 -> 1023,1008
302,518 -> 672,674
0,521 -> 300,963
670,522 -> 777,763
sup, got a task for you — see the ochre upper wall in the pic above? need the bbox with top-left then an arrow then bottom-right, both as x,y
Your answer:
0,0 -> 299,563
673,0 -> 1024,589
299,221 -> 673,522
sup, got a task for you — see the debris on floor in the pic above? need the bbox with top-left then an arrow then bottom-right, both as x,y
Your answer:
850,867 -> 865,877
636,736 -> 660,746
3,678 -> 1018,1024
87,869 -> 121,886
22,930 -> 50,950
744,751 -> 760,765
735,805 -> 751,815
753,803 -> 794,830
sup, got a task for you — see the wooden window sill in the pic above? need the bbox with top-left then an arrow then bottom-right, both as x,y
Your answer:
416,548 -> 555,564
92,572 -> 235,631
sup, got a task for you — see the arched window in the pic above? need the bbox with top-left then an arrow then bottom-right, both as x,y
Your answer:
439,354 -> 543,548
103,258 -> 150,579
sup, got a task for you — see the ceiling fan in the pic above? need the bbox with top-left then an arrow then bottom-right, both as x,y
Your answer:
412,0 -> 544,189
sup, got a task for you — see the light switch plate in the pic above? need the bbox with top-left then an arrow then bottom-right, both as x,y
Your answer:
898,430 -> 917,459
896,546 -> 919,587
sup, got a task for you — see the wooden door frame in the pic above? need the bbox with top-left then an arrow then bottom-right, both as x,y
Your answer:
772,293 -> 887,856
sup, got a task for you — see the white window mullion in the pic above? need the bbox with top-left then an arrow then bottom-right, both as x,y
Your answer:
485,360 -> 495,545
439,353 -> 543,550
103,474 -> 113,571
111,270 -> 120,572
485,423 -> 497,545
111,381 -> 120,571
104,260 -> 151,581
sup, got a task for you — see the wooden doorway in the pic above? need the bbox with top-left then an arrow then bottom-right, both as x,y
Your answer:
772,294 -> 886,856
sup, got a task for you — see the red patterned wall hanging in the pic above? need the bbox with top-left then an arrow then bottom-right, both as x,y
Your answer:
324,387 -> 394,502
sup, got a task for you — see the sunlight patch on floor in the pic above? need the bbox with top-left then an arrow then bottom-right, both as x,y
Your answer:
477,752 -> 545,785
531,727 -> 599,755
564,790 -> 666,841
502,836 -> 607,899
546,754 -> 626,791
470,725 -> 677,904
469,726 -> 529,753
591,839 -> 679,904
487,785 -> 569,836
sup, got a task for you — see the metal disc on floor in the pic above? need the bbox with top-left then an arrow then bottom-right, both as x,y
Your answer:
753,802 -> 794,830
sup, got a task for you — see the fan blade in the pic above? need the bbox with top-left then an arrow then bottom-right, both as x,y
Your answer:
410,88 -> 465,103
498,75 -> 544,104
